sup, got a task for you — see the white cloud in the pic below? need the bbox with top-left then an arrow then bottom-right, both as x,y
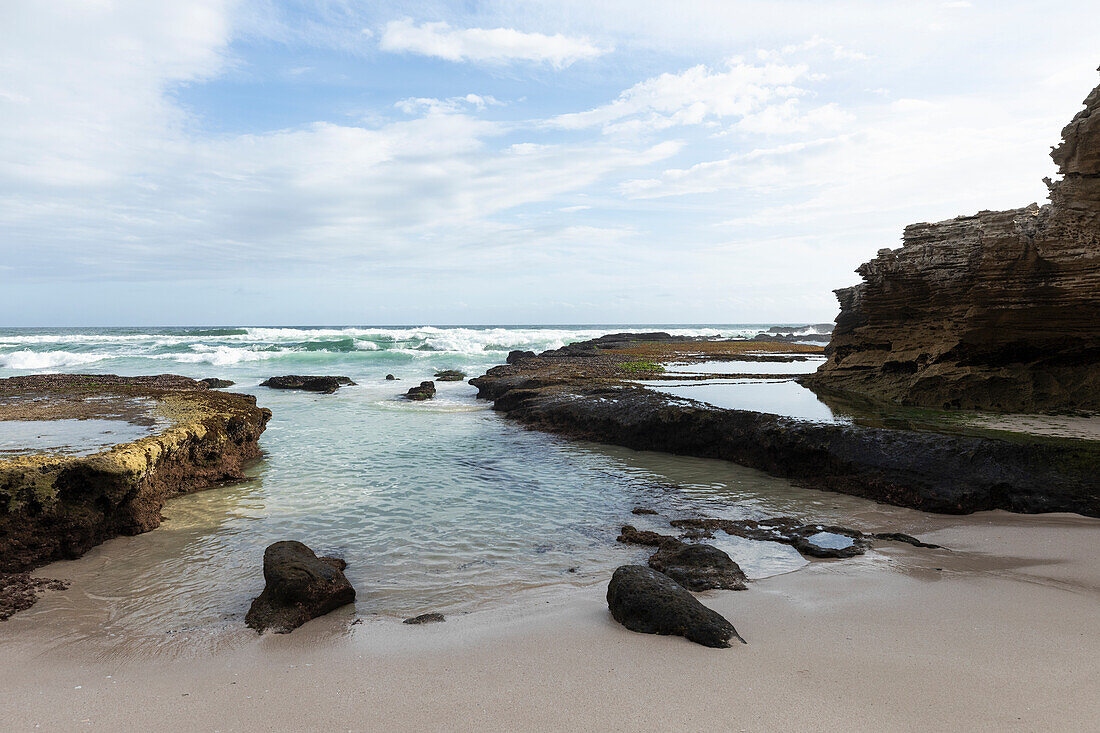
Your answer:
757,35 -> 871,62
549,61 -> 813,135
394,94 -> 502,115
379,19 -> 605,67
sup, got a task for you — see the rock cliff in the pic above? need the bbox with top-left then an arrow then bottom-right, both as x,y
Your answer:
806,75 -> 1100,412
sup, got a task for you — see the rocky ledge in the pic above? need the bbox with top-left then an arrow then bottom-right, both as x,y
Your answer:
471,335 -> 1099,516
805,73 -> 1100,413
0,374 -> 271,573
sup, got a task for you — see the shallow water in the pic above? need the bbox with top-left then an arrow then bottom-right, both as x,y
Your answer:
0,418 -> 155,456
0,325 -> 921,649
664,358 -> 826,376
636,378 -> 846,424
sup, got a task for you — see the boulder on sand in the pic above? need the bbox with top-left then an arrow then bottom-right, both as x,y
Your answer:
404,381 -> 436,400
606,565 -> 744,648
260,375 -> 356,394
245,541 -> 355,633
647,540 -> 748,591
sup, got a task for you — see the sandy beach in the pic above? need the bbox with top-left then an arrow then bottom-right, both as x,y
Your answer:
3,510 -> 1097,732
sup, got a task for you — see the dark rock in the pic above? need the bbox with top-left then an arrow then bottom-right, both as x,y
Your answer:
631,507 -> 659,515
404,612 -> 445,625
807,73 -> 1100,412
260,375 -> 356,394
670,517 -> 870,559
617,525 -> 673,546
470,364 -> 1100,516
199,378 -> 235,389
385,374 -> 397,380
404,381 -> 437,400
647,539 -> 748,591
433,370 -> 466,382
506,350 -> 537,364
245,541 -> 355,634
606,565 -> 744,648
872,532 -> 942,549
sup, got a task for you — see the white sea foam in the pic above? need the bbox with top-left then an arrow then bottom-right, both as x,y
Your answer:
153,346 -> 289,366
0,350 -> 108,369
0,326 -> 775,371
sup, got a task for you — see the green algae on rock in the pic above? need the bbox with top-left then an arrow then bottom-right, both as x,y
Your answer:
0,374 -> 271,573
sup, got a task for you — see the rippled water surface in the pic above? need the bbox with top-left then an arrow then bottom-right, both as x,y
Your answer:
0,418 -> 154,456
2,325 -> 910,648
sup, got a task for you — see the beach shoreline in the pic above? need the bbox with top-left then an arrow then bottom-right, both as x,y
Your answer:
3,510 -> 1097,732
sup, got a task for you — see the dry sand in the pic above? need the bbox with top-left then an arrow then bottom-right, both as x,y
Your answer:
2,511 -> 1098,732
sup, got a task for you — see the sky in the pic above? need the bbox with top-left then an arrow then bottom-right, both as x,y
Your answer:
1,1 -> 1097,326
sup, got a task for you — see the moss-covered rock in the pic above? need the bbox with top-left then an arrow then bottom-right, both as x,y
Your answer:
0,374 -> 271,573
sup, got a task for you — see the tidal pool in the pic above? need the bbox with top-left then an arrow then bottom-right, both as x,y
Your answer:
0,418 -> 155,456
663,358 -> 826,376
635,378 -> 846,424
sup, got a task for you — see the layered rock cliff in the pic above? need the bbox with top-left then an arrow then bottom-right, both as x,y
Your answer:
806,75 -> 1100,412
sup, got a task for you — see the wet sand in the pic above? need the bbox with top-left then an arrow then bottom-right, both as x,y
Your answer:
2,511 -> 1098,732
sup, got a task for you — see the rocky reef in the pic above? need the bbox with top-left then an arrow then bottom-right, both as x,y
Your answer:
472,334 -> 1100,516
0,374 -> 270,573
806,75 -> 1100,412
260,375 -> 355,394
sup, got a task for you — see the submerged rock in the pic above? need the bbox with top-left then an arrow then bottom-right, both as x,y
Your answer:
0,573 -> 69,621
606,565 -> 744,648
647,540 -> 748,591
631,507 -> 659,515
199,377 -> 235,389
404,612 -> 445,625
617,525 -> 673,546
385,374 -> 397,380
245,541 -> 355,634
433,370 -> 466,382
260,375 -> 356,394
404,381 -> 437,401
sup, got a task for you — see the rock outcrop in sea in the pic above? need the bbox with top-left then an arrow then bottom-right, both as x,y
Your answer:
806,74 -> 1100,412
0,374 -> 271,573
260,375 -> 356,394
404,381 -> 437,400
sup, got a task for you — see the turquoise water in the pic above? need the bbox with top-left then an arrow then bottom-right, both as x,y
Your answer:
2,325 -> 896,642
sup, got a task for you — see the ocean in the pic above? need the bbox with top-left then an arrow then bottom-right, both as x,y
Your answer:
1,324 -> 878,648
